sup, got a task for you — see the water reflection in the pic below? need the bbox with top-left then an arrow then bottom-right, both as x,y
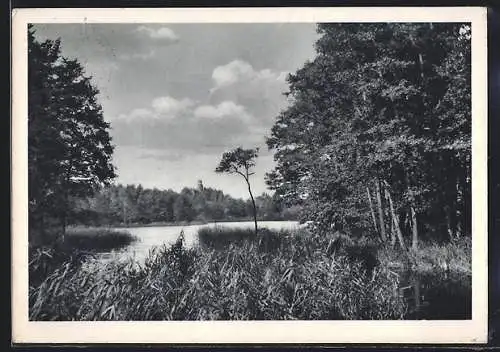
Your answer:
399,270 -> 472,320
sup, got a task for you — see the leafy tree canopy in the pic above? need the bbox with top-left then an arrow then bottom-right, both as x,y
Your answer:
267,23 -> 471,245
28,24 -> 116,240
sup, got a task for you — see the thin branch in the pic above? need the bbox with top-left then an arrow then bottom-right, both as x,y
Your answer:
234,170 -> 248,181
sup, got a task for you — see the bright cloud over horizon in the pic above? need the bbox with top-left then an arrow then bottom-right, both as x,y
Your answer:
32,23 -> 319,199
136,25 -> 180,41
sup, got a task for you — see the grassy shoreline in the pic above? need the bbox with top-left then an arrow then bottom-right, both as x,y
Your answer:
64,227 -> 137,251
28,226 -> 471,321
71,218 -> 299,229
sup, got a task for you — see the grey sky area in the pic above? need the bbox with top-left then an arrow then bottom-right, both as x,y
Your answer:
33,23 -> 320,199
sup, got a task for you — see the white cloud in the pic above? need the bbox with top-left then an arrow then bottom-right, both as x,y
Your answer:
112,98 -> 261,154
211,59 -> 288,91
136,25 -> 179,41
118,95 -> 194,121
212,60 -> 254,88
194,101 -> 250,121
208,60 -> 289,123
117,26 -> 180,61
152,96 -> 195,115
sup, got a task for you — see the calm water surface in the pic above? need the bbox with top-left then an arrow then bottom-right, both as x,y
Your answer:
101,220 -> 301,263
399,270 -> 472,320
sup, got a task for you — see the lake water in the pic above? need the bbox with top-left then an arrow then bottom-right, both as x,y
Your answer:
399,270 -> 472,320
93,220 -> 470,320
101,220 -> 301,264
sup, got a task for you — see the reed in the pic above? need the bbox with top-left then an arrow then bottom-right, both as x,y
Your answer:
377,236 -> 472,275
29,227 -> 136,288
29,230 -> 408,321
197,226 -> 256,249
197,226 -> 285,252
64,227 -> 137,252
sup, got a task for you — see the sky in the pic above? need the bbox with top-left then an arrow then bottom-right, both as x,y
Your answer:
32,23 -> 320,199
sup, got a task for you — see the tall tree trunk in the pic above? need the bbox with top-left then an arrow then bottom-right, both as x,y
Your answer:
388,204 -> 396,247
410,205 -> 418,251
445,206 -> 457,242
61,168 -> 72,243
375,179 -> 387,242
443,166 -> 456,241
418,53 -> 425,79
366,186 -> 379,236
445,161 -> 459,241
61,190 -> 68,243
384,182 -> 406,251
390,228 -> 396,247
61,215 -> 66,242
40,212 -> 46,245
246,178 -> 258,234
463,157 -> 472,235
411,274 -> 421,318
456,174 -> 464,238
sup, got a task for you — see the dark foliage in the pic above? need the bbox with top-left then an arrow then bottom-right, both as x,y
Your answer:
67,182 -> 300,227
266,23 -> 471,250
28,24 -> 116,243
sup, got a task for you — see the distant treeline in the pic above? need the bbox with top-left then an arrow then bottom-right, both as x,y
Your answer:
69,181 -> 301,226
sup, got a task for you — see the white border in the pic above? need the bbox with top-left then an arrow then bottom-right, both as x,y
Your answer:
11,7 -> 488,344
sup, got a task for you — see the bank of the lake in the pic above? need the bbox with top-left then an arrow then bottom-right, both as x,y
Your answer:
110,217 -> 281,228
92,220 -> 302,264
29,224 -> 471,321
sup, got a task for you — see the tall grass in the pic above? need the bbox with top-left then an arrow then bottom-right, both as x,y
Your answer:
198,226 -> 257,250
377,236 -> 472,275
64,227 -> 137,252
29,229 -> 408,321
198,226 -> 284,252
29,227 -> 136,289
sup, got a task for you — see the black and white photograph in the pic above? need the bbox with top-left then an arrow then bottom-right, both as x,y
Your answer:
11,7 -> 488,344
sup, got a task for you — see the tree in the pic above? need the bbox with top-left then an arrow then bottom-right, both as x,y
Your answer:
225,198 -> 247,219
158,190 -> 176,222
173,194 -> 195,222
28,25 -> 116,241
267,23 -> 471,247
215,147 -> 259,234
255,193 -> 283,220
206,202 -> 225,221
72,182 -> 289,227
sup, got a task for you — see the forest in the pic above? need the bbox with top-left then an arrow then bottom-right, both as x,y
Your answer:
69,182 -> 300,226
266,23 -> 471,249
